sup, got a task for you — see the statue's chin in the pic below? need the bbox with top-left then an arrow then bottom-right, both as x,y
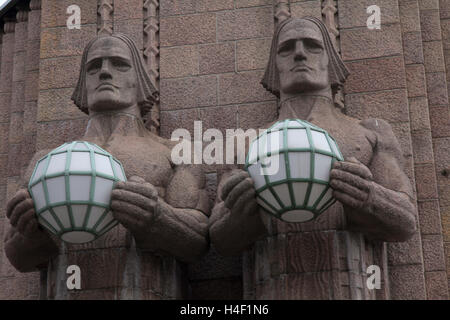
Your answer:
282,81 -> 329,96
88,98 -> 131,113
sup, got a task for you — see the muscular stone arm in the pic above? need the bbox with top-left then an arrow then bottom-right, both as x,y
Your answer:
147,164 -> 210,262
208,130 -> 270,256
209,170 -> 268,256
344,119 -> 417,242
3,150 -> 59,272
112,165 -> 210,263
137,202 -> 209,263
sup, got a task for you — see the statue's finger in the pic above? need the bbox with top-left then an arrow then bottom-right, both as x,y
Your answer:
111,189 -> 157,212
329,179 -> 368,202
332,190 -> 363,209
6,189 -> 30,219
330,169 -> 371,192
209,202 -> 230,228
16,208 -> 37,235
347,157 -> 360,164
333,160 -> 372,180
242,200 -> 259,218
111,207 -> 143,232
129,176 -> 146,183
23,215 -> 40,238
9,198 -> 35,227
224,178 -> 254,209
111,200 -> 153,223
221,171 -> 249,201
114,180 -> 158,200
232,188 -> 257,217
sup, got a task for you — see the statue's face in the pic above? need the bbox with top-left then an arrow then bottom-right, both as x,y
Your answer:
276,20 -> 330,95
85,37 -> 138,112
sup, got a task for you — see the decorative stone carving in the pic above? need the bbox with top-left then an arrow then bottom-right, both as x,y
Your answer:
97,0 -> 113,36
274,0 -> 291,25
143,0 -> 160,134
3,34 -> 210,299
3,15 -> 16,34
209,17 -> 417,299
321,0 -> 345,111
321,0 -> 338,50
29,0 -> 41,11
15,8 -> 28,23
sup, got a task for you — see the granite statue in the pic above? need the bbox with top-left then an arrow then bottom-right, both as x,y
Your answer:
209,17 -> 417,299
4,33 -> 210,299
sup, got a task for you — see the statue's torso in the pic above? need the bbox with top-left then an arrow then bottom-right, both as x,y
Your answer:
86,134 -> 174,194
46,126 -> 186,300
244,106 -> 387,300
313,113 -> 376,168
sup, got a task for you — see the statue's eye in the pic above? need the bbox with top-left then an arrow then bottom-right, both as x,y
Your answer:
304,39 -> 323,53
111,57 -> 131,72
278,40 -> 295,57
86,59 -> 101,75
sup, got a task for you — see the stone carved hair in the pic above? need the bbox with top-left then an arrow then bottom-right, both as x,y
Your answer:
261,17 -> 350,98
71,33 -> 158,117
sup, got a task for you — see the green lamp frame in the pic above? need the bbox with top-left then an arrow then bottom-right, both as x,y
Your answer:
245,119 -> 344,221
28,141 -> 127,241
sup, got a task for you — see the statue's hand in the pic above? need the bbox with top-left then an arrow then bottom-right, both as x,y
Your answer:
220,170 -> 258,218
6,189 -> 44,239
210,169 -> 266,256
329,157 -> 373,209
110,176 -> 159,234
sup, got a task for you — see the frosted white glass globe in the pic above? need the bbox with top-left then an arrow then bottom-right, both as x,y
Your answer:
245,119 -> 343,223
28,141 -> 127,244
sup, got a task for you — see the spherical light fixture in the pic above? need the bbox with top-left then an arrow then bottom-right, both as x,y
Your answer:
28,141 -> 127,244
245,119 -> 343,223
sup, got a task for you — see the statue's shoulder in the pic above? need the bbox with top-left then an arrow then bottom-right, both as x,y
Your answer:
359,117 -> 403,159
359,117 -> 397,143
359,117 -> 392,133
127,131 -> 175,157
145,131 -> 178,151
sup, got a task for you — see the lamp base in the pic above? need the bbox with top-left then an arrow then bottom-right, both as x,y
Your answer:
281,210 -> 314,223
61,231 -> 96,244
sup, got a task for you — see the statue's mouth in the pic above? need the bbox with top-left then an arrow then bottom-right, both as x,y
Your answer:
97,83 -> 117,91
291,65 -> 311,72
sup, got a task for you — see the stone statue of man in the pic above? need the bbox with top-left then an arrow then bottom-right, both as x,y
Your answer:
209,17 -> 417,299
4,34 -> 210,299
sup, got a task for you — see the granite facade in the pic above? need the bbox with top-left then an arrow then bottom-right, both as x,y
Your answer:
0,0 -> 449,299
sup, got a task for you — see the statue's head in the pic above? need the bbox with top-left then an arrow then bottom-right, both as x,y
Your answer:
261,17 -> 349,98
72,33 -> 157,117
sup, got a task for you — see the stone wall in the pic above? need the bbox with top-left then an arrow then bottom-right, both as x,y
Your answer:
158,0 -> 278,298
0,0 -> 43,299
0,0 -> 449,299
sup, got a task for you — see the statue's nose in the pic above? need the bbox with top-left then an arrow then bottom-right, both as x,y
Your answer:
99,59 -> 112,79
294,41 -> 307,60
